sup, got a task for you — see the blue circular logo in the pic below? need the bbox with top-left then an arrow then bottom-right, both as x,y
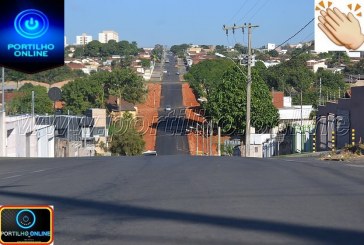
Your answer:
14,9 -> 49,39
16,209 -> 36,229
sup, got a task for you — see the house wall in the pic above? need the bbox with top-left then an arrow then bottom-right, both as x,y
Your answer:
1,115 -> 54,157
317,86 -> 364,150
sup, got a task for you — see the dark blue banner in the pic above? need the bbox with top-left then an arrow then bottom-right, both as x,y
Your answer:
0,0 -> 64,74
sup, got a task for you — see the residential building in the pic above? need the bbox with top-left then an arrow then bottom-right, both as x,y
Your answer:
66,62 -> 85,71
187,47 -> 203,55
37,115 -> 97,157
271,91 -> 315,154
262,60 -> 280,68
266,43 -> 276,51
98,30 -> 119,43
306,59 -> 328,73
76,33 -> 93,45
316,86 -> 364,151
0,114 -> 55,157
107,96 -> 138,121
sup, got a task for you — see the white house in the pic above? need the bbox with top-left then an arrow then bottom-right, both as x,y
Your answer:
266,43 -> 276,51
0,113 -> 55,157
306,59 -> 328,73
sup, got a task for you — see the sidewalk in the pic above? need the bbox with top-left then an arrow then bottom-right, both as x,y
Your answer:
182,83 -> 229,156
136,83 -> 161,151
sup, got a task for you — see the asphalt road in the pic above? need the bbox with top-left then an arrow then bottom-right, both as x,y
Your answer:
0,157 -> 364,244
155,54 -> 189,155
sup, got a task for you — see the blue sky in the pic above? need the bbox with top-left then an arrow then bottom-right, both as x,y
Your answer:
65,0 -> 315,48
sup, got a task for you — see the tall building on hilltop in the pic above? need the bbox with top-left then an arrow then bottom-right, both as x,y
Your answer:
98,30 -> 119,43
76,33 -> 93,45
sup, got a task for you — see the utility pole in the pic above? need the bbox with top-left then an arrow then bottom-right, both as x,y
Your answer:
196,123 -> 199,156
218,126 -> 221,156
31,91 -> 35,117
209,121 -> 213,156
223,23 -> 259,157
319,78 -> 322,106
1,67 -> 4,112
339,87 -> 341,99
0,67 -> 5,157
202,122 -> 205,155
300,89 -> 303,153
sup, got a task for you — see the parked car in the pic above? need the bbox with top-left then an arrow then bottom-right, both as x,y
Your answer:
142,150 -> 157,156
176,72 -> 180,75
165,105 -> 171,111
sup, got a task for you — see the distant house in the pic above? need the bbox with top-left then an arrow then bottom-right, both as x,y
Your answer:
107,96 -> 138,121
271,91 -> 315,154
306,60 -> 327,73
66,62 -> 85,71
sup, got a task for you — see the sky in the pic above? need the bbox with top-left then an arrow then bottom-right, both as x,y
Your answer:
65,0 -> 315,48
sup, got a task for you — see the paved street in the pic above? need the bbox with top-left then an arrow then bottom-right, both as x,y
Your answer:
0,157 -> 364,244
155,54 -> 189,155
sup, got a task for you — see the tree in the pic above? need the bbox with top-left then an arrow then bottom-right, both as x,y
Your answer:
315,68 -> 346,105
84,40 -> 102,57
264,56 -> 316,102
206,67 -> 279,134
107,68 -> 147,109
30,66 -> 86,84
184,59 -> 233,98
234,43 -> 248,54
73,46 -> 85,58
345,59 -> 364,74
5,66 -> 85,85
268,50 -> 279,57
151,44 -> 163,62
109,113 -> 145,156
7,83 -> 53,115
327,51 -> 350,67
61,69 -> 147,115
140,59 -> 151,68
62,73 -> 106,115
170,44 -> 189,57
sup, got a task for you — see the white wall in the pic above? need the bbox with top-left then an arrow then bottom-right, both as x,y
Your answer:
0,115 -> 54,157
279,106 -> 313,120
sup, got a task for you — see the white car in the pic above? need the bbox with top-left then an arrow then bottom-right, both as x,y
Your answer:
142,150 -> 157,156
165,105 -> 171,111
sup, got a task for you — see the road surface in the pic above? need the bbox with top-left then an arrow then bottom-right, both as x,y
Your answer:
155,54 -> 189,155
0,156 -> 364,244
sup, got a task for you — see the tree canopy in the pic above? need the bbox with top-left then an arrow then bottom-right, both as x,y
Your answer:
170,44 -> 189,57
263,55 -> 346,107
70,40 -> 139,58
5,66 -> 85,84
109,113 -> 145,156
7,83 -> 53,115
62,68 -> 147,115
185,59 -> 279,134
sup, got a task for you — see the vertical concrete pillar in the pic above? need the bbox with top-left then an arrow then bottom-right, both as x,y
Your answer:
0,111 -> 6,156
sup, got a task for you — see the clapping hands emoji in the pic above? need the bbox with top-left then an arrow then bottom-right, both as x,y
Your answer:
318,7 -> 364,50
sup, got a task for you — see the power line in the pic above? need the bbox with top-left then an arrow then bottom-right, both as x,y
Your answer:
247,0 -> 270,22
227,1 -> 248,24
275,18 -> 314,51
240,0 -> 263,23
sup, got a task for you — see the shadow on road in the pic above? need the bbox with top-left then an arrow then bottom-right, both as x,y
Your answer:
0,189 -> 363,244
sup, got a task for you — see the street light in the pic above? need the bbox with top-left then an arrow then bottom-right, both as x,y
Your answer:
190,123 -> 204,156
